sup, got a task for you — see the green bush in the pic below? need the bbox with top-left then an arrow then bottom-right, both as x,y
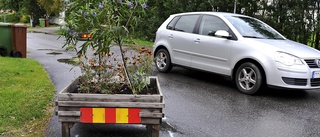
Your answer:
19,15 -> 30,23
0,13 -> 20,23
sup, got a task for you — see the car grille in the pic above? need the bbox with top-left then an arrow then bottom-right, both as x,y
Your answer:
311,78 -> 320,87
282,77 -> 320,87
304,59 -> 320,68
282,77 -> 307,86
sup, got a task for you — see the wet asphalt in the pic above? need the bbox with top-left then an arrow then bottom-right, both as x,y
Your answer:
27,31 -> 320,137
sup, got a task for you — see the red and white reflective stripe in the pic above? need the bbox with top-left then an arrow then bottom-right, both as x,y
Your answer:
80,108 -> 141,124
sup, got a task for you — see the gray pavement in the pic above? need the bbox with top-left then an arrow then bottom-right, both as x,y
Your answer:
27,31 -> 81,137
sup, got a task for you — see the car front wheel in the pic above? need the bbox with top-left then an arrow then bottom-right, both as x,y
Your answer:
235,62 -> 263,95
155,49 -> 173,73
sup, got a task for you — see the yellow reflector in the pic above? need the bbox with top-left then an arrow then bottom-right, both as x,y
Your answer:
116,108 -> 129,123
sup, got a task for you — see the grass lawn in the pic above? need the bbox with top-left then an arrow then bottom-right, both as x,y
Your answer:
131,38 -> 154,47
0,57 -> 55,136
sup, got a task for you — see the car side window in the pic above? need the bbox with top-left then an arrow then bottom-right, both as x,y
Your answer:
167,17 -> 180,30
174,15 -> 199,33
199,15 -> 229,36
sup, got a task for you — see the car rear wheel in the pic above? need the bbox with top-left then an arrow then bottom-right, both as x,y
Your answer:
155,49 -> 173,73
235,62 -> 263,95
0,48 -> 7,56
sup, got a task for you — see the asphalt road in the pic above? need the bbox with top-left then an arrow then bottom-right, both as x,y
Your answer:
27,32 -> 320,137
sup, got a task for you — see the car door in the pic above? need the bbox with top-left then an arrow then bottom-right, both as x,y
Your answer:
167,15 -> 200,67
190,15 -> 235,75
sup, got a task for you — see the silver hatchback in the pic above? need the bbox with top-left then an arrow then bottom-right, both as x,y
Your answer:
153,12 -> 320,94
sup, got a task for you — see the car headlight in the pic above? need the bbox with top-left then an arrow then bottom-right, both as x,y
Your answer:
275,52 -> 303,66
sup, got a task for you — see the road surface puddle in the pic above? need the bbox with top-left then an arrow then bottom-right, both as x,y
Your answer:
161,120 -> 184,136
28,31 -> 53,35
47,52 -> 63,55
57,57 -> 80,66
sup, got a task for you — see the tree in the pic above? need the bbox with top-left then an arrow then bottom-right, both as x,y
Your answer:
238,0 -> 259,16
0,0 -> 21,11
0,0 -> 46,24
311,0 -> 320,49
37,0 -> 63,17
208,0 -> 234,12
135,0 -> 212,40
0,0 -> 62,25
22,0 -> 46,25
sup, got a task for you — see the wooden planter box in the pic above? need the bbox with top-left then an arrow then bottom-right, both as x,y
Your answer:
55,76 -> 164,137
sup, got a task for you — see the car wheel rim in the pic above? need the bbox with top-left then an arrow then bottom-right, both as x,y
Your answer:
238,67 -> 256,91
156,52 -> 167,69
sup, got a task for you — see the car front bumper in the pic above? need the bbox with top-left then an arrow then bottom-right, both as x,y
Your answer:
265,61 -> 320,90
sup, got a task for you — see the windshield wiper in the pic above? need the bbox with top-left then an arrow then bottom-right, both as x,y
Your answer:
267,37 -> 285,40
242,35 -> 264,39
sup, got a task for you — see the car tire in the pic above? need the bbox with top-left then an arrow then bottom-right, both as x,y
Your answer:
0,48 -> 7,56
235,62 -> 263,95
11,51 -> 22,58
155,49 -> 173,73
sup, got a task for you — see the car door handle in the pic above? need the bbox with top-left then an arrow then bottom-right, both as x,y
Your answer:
194,38 -> 200,43
168,34 -> 174,39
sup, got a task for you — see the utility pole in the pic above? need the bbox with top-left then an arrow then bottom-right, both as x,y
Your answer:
234,0 -> 237,13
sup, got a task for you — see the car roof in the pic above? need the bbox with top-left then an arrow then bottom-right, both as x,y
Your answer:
171,12 -> 249,18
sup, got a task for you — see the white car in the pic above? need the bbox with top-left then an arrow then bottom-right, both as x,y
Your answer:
153,12 -> 320,94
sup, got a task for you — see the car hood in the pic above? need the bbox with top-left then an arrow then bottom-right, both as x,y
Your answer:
251,39 -> 320,58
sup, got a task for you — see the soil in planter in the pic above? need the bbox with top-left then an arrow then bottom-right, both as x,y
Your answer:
104,85 -> 157,95
75,76 -> 158,94
76,84 -> 157,95
112,85 -> 133,94
134,86 -> 157,95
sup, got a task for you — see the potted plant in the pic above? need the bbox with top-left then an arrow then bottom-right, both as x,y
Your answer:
56,1 -> 164,137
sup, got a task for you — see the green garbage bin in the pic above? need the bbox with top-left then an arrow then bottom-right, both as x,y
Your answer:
0,23 -> 13,56
39,18 -> 45,27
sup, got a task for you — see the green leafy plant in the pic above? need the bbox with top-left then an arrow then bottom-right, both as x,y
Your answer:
61,0 -> 153,94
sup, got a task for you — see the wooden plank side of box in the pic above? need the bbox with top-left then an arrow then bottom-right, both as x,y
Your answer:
140,112 -> 164,118
58,107 -> 162,112
58,106 -> 80,111
58,111 -> 81,117
57,101 -> 165,108
58,93 -> 162,102
58,116 -> 162,124
59,116 -> 80,123
141,118 -> 161,125
140,108 -> 163,118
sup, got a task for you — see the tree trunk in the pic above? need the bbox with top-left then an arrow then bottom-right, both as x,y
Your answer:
315,1 -> 320,50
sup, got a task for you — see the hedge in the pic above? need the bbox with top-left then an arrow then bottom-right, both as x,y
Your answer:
0,13 -> 22,23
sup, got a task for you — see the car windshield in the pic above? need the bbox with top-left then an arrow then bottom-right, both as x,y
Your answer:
225,16 -> 285,40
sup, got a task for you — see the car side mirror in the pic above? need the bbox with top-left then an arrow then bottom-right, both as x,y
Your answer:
214,30 -> 232,39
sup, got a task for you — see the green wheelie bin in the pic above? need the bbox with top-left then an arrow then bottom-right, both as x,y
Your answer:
39,18 -> 45,27
0,23 -> 13,56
